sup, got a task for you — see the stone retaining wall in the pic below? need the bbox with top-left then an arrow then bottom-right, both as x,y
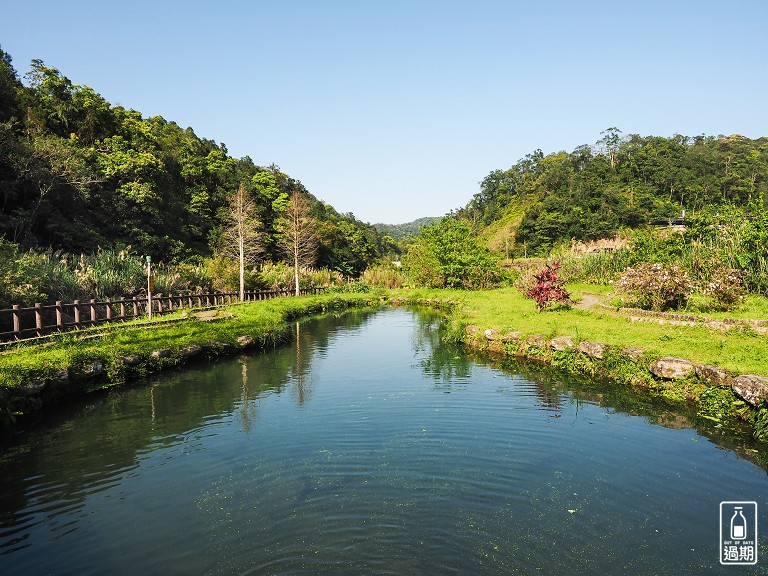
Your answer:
467,325 -> 768,407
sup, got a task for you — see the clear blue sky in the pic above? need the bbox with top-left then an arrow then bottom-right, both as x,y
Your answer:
1,0 -> 766,224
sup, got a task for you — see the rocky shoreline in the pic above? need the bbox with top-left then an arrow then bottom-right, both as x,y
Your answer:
467,325 -> 768,409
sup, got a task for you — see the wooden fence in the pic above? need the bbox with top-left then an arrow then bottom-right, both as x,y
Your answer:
0,288 -> 326,342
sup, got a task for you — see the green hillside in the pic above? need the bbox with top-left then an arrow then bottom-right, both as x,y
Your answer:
459,129 -> 768,256
0,48 -> 389,273
373,217 -> 441,240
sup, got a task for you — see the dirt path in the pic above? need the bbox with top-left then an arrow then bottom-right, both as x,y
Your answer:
574,292 -> 604,311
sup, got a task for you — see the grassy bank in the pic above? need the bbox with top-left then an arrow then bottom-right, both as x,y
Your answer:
0,292 -> 379,420
394,285 -> 768,375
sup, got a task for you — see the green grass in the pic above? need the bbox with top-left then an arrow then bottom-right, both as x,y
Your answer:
0,292 -> 378,390
392,286 -> 768,375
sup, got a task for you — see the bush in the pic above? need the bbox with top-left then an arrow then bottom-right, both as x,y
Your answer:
525,261 -> 571,312
333,281 -> 371,293
204,255 -> 246,293
702,268 -> 743,311
615,262 -> 692,311
557,248 -> 638,285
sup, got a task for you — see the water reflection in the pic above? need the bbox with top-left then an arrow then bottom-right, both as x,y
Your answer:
0,309 -> 378,556
480,353 -> 768,471
412,309 -> 472,388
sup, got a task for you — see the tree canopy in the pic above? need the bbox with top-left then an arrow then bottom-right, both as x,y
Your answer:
403,218 -> 506,289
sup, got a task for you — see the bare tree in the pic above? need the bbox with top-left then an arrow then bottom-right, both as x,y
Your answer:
222,183 -> 263,301
278,189 -> 317,295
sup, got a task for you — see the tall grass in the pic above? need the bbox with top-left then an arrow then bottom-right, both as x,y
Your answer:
257,262 -> 344,291
557,249 -> 639,285
361,264 -> 406,288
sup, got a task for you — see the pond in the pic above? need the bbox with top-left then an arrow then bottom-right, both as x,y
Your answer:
1,307 -> 766,575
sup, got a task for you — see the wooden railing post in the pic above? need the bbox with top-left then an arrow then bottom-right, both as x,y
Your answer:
90,299 -> 97,324
35,303 -> 43,337
106,299 -> 113,321
73,300 -> 81,327
120,298 -> 126,320
56,301 -> 63,329
12,304 -> 20,338
156,294 -> 163,314
132,299 -> 139,317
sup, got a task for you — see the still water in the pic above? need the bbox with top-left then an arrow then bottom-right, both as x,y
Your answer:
1,308 -> 766,575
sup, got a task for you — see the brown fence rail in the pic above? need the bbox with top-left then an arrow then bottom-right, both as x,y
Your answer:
0,288 -> 326,342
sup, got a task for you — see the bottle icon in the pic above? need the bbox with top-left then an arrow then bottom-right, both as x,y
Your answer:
731,507 -> 747,540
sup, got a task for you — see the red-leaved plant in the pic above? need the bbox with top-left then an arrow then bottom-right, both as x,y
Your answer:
526,261 -> 571,312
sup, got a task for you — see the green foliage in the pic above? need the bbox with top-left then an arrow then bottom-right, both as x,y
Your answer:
697,387 -> 740,421
404,218 -> 507,289
258,261 -> 343,291
558,249 -> 638,284
615,262 -> 693,311
71,248 -> 145,299
372,217 -> 441,241
752,406 -> 768,443
333,281 -> 372,293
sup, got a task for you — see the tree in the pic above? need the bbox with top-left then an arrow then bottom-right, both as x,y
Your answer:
597,127 -> 623,170
404,217 -> 506,289
277,189 -> 317,295
221,183 -> 263,300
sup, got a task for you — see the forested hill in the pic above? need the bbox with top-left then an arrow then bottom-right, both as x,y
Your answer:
373,217 -> 441,240
458,129 -> 768,256
0,49 -> 391,273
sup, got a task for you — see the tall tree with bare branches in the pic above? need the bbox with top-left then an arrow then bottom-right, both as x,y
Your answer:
277,189 -> 317,295
222,183 -> 263,301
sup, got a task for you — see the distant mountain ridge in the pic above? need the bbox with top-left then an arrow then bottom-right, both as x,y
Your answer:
373,217 -> 442,240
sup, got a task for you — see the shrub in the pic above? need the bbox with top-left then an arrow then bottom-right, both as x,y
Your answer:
333,281 -> 371,293
614,262 -> 692,311
702,268 -> 743,311
525,261 -> 571,312
557,248 -> 638,285
204,255 -> 247,292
